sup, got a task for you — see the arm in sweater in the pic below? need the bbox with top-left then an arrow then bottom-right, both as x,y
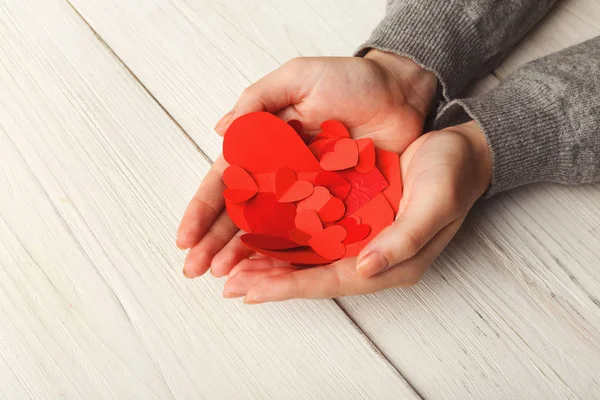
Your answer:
357,0 -> 557,99
435,37 -> 600,195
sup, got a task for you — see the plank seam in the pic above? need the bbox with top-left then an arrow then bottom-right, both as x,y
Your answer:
63,0 -> 213,166
333,299 -> 424,400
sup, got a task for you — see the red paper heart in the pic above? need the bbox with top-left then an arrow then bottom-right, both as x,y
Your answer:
319,197 -> 345,222
340,167 -> 389,216
296,186 -> 331,213
288,120 -> 312,144
308,138 -> 337,159
261,202 -> 297,238
289,210 -> 322,245
376,148 -> 402,215
224,112 -> 322,173
241,237 -> 329,264
337,217 -> 371,245
355,138 -> 376,173
320,138 -> 359,171
222,165 -> 259,203
241,234 -> 301,250
315,171 -> 351,200
314,120 -> 351,140
344,193 -> 394,257
275,167 -> 314,203
309,225 -> 347,260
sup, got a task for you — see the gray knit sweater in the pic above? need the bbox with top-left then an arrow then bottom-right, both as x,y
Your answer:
357,0 -> 600,196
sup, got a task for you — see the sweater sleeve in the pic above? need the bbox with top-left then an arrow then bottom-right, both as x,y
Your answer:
435,37 -> 600,196
356,0 -> 556,99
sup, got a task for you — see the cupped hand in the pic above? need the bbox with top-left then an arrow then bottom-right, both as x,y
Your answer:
223,121 -> 492,303
177,51 -> 438,278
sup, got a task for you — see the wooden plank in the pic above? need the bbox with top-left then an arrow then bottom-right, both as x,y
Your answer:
0,1 -> 418,398
65,0 -> 382,162
63,0 -> 600,398
495,0 -> 600,78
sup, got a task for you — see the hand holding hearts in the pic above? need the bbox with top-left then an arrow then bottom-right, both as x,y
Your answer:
222,112 -> 402,264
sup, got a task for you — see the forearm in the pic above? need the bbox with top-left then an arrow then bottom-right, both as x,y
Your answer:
435,36 -> 600,196
357,0 -> 556,99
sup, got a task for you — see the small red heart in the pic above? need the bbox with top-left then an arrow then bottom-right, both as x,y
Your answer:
308,138 -> 337,159
314,120 -> 351,140
222,165 -> 258,203
319,197 -> 345,222
275,167 -> 314,203
309,225 -> 347,260
337,217 -> 371,245
289,210 -> 322,245
315,171 -> 351,200
241,234 -> 302,250
355,138 -> 376,173
288,120 -> 312,144
297,187 -> 331,213
260,202 -> 297,238
320,138 -> 359,171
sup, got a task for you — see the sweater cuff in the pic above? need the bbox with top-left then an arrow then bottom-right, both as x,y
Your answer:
355,1 -> 485,100
435,78 -> 569,197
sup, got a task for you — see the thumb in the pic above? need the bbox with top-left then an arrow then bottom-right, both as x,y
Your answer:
214,58 -> 309,135
356,185 -> 461,277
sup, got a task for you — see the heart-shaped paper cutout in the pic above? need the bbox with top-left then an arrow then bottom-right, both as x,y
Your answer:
309,225 -> 347,260
224,112 -> 322,173
314,120 -> 351,140
289,210 -> 322,245
261,202 -> 296,238
288,120 -> 312,144
308,138 -> 337,159
319,197 -> 345,222
296,187 -> 331,213
315,171 -> 351,200
340,167 -> 389,216
337,217 -> 371,245
355,138 -> 376,173
320,138 -> 359,171
222,165 -> 259,203
241,234 -> 302,250
275,167 -> 314,203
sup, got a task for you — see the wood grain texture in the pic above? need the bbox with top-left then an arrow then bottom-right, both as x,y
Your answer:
36,0 -> 600,399
65,0 -> 382,162
495,0 -> 600,78
0,1 -> 419,398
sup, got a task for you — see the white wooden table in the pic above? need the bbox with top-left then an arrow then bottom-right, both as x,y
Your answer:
1,0 -> 599,398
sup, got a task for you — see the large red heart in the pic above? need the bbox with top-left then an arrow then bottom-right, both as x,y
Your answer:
223,112 -> 322,173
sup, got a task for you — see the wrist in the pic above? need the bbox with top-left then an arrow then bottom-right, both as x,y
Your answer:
454,120 -> 492,197
365,49 -> 438,118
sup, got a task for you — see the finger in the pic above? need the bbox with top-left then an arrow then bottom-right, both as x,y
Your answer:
183,211 -> 239,278
223,259 -> 295,298
214,58 -> 311,135
227,254 -> 288,277
177,155 -> 228,249
244,219 -> 462,303
210,232 -> 253,278
356,183 -> 462,277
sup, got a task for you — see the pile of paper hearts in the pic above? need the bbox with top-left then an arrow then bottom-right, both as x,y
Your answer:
222,112 -> 402,265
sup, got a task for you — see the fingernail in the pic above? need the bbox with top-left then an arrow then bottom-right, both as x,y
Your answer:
243,297 -> 262,305
183,268 -> 194,279
356,252 -> 388,277
223,291 -> 244,299
214,110 -> 235,131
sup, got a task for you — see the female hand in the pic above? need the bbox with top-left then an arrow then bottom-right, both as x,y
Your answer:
223,121 -> 492,302
177,51 -> 438,278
